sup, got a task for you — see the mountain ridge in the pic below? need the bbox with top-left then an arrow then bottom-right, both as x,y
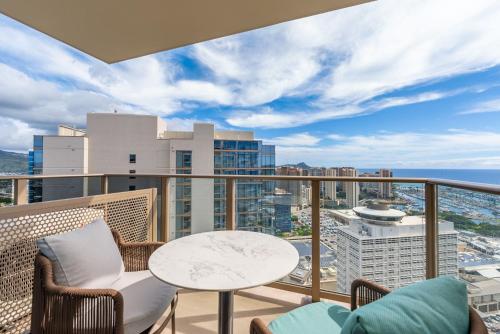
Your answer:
0,150 -> 28,174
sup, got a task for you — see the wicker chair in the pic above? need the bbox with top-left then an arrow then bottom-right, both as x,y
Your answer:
250,278 -> 488,334
31,230 -> 178,334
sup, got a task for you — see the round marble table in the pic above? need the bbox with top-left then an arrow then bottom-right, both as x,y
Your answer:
149,230 -> 299,334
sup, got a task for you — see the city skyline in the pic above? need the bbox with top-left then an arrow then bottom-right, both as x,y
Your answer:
0,0 -> 500,168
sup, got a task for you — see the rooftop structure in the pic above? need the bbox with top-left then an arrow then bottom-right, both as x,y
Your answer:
336,203 -> 458,293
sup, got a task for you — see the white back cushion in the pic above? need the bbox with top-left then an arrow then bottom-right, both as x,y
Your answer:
37,218 -> 125,288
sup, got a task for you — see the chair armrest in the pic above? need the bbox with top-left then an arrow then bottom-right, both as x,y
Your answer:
469,306 -> 488,334
351,278 -> 390,311
32,254 -> 124,334
250,318 -> 273,334
111,229 -> 164,271
119,242 -> 164,271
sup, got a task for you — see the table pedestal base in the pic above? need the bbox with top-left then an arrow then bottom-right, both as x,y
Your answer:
218,291 -> 234,334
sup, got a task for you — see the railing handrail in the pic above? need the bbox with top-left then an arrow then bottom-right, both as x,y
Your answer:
2,173 -> 499,195
0,171 -> 498,311
426,178 -> 500,196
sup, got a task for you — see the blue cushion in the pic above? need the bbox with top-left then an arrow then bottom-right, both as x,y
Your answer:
269,302 -> 351,334
341,277 -> 469,334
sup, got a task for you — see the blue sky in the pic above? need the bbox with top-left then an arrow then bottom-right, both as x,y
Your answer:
0,0 -> 499,168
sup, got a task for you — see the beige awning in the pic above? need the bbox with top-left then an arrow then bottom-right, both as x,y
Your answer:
0,0 -> 371,63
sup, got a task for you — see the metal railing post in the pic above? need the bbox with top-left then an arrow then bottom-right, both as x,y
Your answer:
161,176 -> 170,242
151,188 -> 158,242
13,179 -> 28,205
311,180 -> 321,302
425,182 -> 438,279
225,178 -> 236,230
100,175 -> 108,194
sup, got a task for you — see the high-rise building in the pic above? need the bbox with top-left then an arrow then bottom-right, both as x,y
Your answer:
358,171 -> 378,194
336,202 -> 458,294
308,167 -> 325,177
378,168 -> 393,199
275,166 -> 303,207
339,167 -> 359,208
31,113 -> 284,238
27,135 -> 44,203
272,191 -> 293,233
324,168 -> 337,201
308,167 -> 326,197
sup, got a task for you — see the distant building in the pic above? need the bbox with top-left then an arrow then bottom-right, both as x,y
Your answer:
339,167 -> 359,208
303,184 -> 312,206
336,202 -> 458,294
272,191 -> 293,233
324,168 -> 337,201
359,171 -> 378,194
468,279 -> 500,314
378,169 -> 393,199
276,166 -> 303,207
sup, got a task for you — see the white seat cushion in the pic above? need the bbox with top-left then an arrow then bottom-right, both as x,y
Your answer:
111,271 -> 178,334
36,218 -> 124,288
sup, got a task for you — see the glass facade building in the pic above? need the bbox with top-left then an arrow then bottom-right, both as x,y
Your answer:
214,140 -> 278,234
29,135 -> 43,202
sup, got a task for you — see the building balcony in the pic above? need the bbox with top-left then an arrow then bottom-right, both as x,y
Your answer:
0,173 -> 499,333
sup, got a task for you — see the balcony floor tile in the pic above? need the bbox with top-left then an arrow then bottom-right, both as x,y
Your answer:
157,286 -> 311,334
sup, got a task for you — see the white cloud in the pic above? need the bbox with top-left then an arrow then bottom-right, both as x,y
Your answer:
265,133 -> 321,147
326,134 -> 347,141
323,0 -> 500,103
226,90 -> 451,129
193,32 -> 321,106
0,18 -> 234,122
208,0 -> 500,127
459,98 -> 500,115
0,64 -> 118,129
226,105 -> 361,129
163,117 -> 228,131
366,92 -> 453,111
0,117 -> 46,151
274,130 -> 500,168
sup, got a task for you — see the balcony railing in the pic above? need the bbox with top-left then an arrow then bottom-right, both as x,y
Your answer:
0,173 -> 499,333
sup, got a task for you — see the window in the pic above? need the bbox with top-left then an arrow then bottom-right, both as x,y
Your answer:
129,154 -> 136,163
222,152 -> 236,168
176,151 -> 192,169
214,152 -> 222,168
129,185 -> 136,191
223,140 -> 237,150
33,135 -> 44,149
237,141 -> 258,150
129,170 -> 136,179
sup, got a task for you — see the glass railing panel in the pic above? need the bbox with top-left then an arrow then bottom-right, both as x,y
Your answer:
0,179 -> 13,206
28,176 -> 102,202
319,181 -> 427,296
230,178 -> 310,288
437,185 -> 499,333
164,175 -> 217,240
274,180 -> 312,288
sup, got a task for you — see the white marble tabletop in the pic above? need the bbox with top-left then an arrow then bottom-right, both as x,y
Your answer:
149,230 -> 299,291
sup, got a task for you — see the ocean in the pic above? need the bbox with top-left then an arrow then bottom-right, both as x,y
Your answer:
358,169 -> 500,185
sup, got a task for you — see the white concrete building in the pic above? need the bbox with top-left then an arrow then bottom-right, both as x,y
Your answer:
33,113 -> 277,239
378,168 -> 393,199
336,202 -> 458,293
340,168 -> 359,208
324,168 -> 337,202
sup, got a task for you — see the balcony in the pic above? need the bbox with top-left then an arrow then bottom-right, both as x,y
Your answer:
0,173 -> 499,333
